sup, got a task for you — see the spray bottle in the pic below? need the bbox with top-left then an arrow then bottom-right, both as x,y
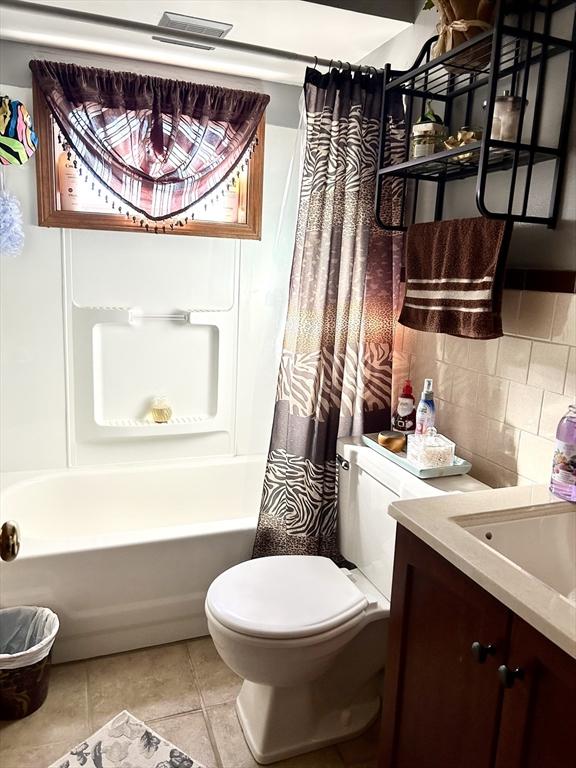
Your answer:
415,378 -> 435,435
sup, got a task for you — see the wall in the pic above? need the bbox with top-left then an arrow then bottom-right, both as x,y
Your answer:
0,46 -> 301,472
394,290 -> 575,487
361,5 -> 576,487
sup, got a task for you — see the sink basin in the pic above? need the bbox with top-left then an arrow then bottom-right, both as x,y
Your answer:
389,487 -> 576,658
458,502 -> 576,604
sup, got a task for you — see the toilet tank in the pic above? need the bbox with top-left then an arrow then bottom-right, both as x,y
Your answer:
336,437 -> 488,600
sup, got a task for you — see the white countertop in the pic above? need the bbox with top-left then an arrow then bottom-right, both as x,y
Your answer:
388,484 -> 576,659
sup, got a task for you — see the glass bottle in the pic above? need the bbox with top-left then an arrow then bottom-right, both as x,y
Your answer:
550,404 -> 576,502
493,90 -> 526,142
151,395 -> 172,424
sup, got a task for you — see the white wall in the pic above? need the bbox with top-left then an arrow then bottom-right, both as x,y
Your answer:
395,290 -> 575,487
0,90 -> 66,471
0,75 -> 299,472
361,7 -> 576,487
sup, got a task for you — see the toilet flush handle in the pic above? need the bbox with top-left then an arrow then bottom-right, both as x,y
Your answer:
336,454 -> 350,471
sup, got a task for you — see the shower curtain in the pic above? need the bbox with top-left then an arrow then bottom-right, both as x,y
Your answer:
253,66 -> 404,560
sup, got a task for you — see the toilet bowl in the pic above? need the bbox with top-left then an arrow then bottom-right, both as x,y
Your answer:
206,555 -> 389,764
205,437 -> 489,764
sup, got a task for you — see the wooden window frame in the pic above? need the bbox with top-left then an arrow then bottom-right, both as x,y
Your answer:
32,79 -> 265,240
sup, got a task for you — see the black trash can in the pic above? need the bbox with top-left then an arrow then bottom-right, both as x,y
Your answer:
0,606 -> 59,719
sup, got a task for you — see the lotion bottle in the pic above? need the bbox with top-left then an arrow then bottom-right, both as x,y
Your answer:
57,143 -> 81,211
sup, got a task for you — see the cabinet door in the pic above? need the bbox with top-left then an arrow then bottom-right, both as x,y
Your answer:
378,526 -> 511,768
494,616 -> 576,768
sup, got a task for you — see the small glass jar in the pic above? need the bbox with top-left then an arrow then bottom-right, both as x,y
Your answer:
410,122 -> 448,158
484,90 -> 527,142
407,428 -> 455,469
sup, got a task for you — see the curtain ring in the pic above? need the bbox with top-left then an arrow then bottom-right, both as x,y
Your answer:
337,60 -> 342,70
344,62 -> 351,71
329,59 -> 334,71
313,56 -> 318,70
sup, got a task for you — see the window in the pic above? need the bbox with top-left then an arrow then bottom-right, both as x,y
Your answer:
32,70 -> 265,239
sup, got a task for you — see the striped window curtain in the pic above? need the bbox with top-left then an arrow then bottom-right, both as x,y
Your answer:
29,60 -> 269,222
253,67 -> 405,560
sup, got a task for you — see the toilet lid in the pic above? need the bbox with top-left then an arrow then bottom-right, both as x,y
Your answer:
206,556 -> 368,639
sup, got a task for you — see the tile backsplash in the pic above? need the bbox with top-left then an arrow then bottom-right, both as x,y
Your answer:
393,290 -> 576,488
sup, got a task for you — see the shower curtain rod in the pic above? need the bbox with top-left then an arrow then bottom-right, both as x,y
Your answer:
1,0 -> 384,74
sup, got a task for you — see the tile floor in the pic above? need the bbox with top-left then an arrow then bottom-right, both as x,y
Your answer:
0,638 -> 379,768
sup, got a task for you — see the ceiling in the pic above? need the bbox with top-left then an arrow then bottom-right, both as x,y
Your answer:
303,0 -> 417,23
0,0 -> 411,85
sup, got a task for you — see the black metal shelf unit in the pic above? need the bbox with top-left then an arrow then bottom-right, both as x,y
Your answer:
375,0 -> 576,231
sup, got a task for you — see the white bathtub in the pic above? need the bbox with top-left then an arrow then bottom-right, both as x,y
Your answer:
0,456 -> 265,662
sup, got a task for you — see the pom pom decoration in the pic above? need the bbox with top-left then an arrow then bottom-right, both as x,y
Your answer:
0,183 -> 25,258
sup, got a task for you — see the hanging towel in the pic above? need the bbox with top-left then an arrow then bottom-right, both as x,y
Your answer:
398,217 -> 511,339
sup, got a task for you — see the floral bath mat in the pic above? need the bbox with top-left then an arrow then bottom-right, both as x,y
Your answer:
48,710 -> 205,768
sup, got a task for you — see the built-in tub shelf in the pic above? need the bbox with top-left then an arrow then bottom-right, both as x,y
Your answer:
96,415 -> 213,438
100,415 -> 211,426
71,304 -> 235,440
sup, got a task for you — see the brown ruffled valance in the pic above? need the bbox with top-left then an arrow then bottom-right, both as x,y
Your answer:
30,60 -> 269,221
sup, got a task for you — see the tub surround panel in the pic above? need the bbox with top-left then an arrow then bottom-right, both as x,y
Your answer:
0,81 -> 297,472
67,231 -> 239,450
70,230 -> 237,312
395,289 -> 576,488
69,276 -> 237,451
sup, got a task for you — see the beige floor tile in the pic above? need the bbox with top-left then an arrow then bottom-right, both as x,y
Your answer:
0,739 -> 73,768
87,643 -> 201,729
148,711 -> 219,768
0,662 -> 89,751
207,701 -> 348,768
337,719 -> 380,767
187,636 -> 242,707
206,701 -> 258,768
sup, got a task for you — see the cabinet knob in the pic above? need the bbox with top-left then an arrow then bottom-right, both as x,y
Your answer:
471,641 -> 496,664
498,664 -> 524,688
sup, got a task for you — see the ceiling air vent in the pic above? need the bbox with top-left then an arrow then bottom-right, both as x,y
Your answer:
153,12 -> 233,51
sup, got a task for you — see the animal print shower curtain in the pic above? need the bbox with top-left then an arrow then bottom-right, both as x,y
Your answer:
252,67 -> 404,559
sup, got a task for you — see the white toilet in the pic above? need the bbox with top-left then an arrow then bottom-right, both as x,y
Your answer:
206,437 -> 487,764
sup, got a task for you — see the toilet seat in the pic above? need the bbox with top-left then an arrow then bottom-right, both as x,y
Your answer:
206,555 -> 368,640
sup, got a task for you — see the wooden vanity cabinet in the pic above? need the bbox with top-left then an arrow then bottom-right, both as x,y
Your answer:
378,525 -> 576,768
494,616 -> 576,768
